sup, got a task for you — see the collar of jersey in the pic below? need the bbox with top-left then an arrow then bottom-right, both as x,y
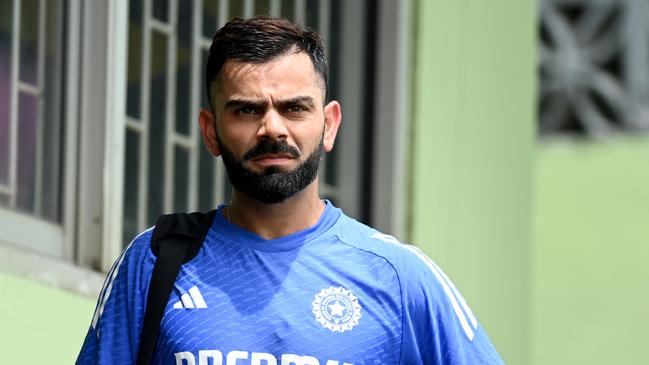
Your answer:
212,200 -> 341,252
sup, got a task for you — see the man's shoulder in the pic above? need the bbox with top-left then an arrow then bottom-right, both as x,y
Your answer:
334,216 -> 486,343
113,226 -> 156,269
126,226 -> 156,253
332,214 -> 437,281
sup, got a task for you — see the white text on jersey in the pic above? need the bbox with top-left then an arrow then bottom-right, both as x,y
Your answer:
175,350 -> 353,365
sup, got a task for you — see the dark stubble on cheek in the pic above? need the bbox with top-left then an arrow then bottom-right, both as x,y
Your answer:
216,135 -> 324,204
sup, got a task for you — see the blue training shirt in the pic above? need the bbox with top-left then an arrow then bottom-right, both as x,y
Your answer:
77,202 -> 504,364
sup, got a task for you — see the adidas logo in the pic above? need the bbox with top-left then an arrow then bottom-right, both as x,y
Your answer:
172,286 -> 207,309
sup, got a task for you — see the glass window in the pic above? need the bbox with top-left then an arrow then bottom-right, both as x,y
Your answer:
0,0 -> 66,223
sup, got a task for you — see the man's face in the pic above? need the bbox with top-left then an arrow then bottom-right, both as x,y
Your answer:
199,52 -> 341,203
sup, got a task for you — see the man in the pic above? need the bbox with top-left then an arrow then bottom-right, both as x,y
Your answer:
77,17 -> 504,365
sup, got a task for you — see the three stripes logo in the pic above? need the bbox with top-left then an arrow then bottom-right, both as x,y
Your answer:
173,286 -> 208,309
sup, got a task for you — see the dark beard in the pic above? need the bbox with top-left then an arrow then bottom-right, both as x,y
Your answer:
217,135 -> 324,204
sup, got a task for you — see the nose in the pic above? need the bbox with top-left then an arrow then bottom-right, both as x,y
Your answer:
257,108 -> 288,140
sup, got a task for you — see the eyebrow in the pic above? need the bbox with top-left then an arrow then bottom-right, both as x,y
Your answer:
223,96 -> 316,110
277,96 -> 315,108
223,98 -> 267,110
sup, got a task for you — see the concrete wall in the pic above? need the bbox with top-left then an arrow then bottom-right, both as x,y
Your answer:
0,273 -> 95,364
531,138 -> 649,365
410,1 -> 536,364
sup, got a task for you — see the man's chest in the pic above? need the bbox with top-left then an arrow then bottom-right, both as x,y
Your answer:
154,257 -> 403,365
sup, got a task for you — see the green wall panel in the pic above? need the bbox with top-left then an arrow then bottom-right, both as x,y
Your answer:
0,273 -> 95,364
531,138 -> 649,365
411,1 -> 536,363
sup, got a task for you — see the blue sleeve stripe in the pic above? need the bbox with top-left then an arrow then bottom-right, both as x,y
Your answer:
91,227 -> 153,331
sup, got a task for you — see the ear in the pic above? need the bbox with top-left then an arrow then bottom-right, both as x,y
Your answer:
323,100 -> 342,152
198,108 -> 221,156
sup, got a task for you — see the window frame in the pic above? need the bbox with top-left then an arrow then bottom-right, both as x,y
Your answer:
74,0 -> 130,271
0,0 -> 104,297
0,0 -> 80,261
369,0 -> 412,240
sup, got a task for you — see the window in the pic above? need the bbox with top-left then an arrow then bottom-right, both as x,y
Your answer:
0,0 -> 74,259
0,0 -> 412,276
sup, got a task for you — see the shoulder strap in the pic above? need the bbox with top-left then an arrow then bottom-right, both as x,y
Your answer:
149,210 -> 218,262
136,237 -> 189,365
136,210 -> 217,365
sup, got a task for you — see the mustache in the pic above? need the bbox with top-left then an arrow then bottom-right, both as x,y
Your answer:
242,140 -> 300,161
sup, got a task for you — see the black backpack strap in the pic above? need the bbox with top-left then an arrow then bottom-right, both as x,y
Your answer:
136,237 -> 189,365
149,210 -> 218,263
136,209 -> 217,365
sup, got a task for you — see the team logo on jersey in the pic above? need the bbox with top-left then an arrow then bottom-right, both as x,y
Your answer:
312,286 -> 361,332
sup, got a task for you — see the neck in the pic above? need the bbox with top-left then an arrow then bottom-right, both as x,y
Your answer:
225,181 -> 325,240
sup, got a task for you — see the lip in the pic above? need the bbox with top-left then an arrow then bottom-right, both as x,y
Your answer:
251,154 -> 295,166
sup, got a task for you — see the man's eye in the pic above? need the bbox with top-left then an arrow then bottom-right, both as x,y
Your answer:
287,105 -> 307,113
237,107 -> 258,115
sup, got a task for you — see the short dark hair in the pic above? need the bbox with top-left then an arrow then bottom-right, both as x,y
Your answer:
205,17 -> 328,109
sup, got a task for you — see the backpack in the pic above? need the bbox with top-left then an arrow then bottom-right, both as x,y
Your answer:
136,210 -> 217,365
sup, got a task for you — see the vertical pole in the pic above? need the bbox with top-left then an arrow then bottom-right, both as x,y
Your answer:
218,0 -> 229,25
188,0 -> 203,211
163,0 -> 179,212
294,0 -> 305,25
103,0 -> 130,268
138,0 -> 152,231
243,0 -> 254,18
270,0 -> 281,17
33,0 -> 47,215
63,0 -> 81,261
213,0 -> 229,205
8,0 -> 21,208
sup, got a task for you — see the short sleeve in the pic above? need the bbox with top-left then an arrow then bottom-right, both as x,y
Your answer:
397,246 -> 505,364
76,229 -> 155,365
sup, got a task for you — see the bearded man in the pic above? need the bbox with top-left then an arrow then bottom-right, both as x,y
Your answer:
77,17 -> 504,365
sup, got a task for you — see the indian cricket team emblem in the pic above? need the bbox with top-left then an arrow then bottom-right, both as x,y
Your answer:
312,286 -> 361,332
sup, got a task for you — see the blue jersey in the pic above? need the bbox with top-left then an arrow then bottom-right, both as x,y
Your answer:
77,202 -> 504,364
